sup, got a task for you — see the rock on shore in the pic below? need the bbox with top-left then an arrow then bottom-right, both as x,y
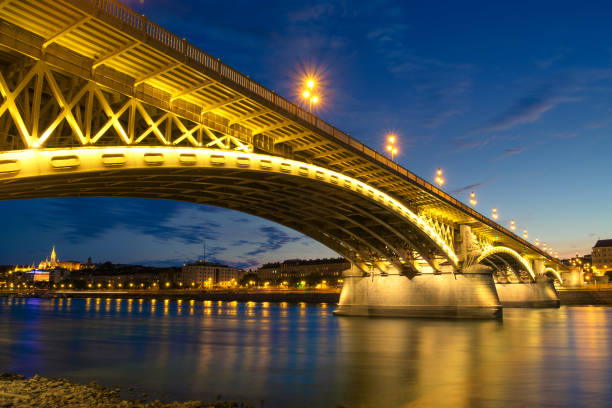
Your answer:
0,373 -> 253,408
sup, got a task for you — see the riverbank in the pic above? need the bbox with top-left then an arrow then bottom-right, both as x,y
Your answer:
0,289 -> 340,304
0,373 -> 253,407
4,288 -> 612,306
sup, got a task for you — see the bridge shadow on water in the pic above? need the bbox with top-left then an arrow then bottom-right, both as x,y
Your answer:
1,297 -> 611,407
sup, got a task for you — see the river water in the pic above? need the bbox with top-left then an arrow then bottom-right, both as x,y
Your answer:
1,297 -> 611,407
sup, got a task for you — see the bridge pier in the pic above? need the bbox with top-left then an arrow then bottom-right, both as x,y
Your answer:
494,259 -> 560,307
334,265 -> 502,319
494,280 -> 560,308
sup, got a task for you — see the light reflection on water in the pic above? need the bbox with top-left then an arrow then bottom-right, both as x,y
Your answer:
0,298 -> 611,407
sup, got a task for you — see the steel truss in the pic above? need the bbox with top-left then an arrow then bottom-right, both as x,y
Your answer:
0,61 -> 251,152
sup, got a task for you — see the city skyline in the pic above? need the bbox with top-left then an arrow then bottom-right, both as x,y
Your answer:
1,0 -> 611,267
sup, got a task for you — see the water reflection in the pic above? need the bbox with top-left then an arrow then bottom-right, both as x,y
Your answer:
0,298 -> 611,407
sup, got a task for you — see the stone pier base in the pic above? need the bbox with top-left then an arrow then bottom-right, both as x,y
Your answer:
334,273 -> 502,319
494,281 -> 560,308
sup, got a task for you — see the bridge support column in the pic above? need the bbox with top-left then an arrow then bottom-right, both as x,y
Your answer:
494,258 -> 560,307
494,281 -> 560,308
533,259 -> 545,279
335,265 -> 502,319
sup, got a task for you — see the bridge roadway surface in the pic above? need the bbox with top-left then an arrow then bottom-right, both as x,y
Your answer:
0,0 -> 565,275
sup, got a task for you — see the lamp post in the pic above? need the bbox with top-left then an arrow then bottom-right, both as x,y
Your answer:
435,168 -> 445,187
470,191 -> 477,207
302,78 -> 319,113
386,134 -> 398,161
492,208 -> 498,220
510,219 -> 516,231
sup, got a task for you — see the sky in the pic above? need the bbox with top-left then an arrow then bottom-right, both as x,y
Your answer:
1,0 -> 611,268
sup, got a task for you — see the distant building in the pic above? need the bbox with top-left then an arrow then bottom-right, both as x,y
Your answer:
180,261 -> 244,287
592,239 -> 612,276
257,258 -> 350,283
38,246 -> 84,271
3,247 -> 84,286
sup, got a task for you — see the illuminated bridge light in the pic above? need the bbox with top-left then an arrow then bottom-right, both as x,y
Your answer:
435,168 -> 445,187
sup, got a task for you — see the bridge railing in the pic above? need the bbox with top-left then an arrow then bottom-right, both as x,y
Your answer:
87,0 -> 553,262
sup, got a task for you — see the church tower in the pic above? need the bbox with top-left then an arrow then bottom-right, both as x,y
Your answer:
50,246 -> 57,266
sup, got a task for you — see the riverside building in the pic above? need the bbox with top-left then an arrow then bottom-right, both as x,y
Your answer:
592,239 -> 612,276
257,258 -> 350,284
180,261 -> 244,287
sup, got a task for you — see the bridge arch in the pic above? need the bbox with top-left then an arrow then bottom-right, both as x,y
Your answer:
476,246 -> 536,281
543,267 -> 563,284
0,147 -> 459,274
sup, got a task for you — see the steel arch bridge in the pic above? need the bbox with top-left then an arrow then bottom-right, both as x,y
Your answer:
0,0 -> 565,281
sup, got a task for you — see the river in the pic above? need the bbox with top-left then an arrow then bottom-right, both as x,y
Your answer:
1,297 -> 611,407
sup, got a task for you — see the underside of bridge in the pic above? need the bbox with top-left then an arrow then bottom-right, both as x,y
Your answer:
0,148 -> 459,277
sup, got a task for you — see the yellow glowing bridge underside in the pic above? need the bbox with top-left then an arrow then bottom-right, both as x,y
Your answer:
0,147 -> 459,272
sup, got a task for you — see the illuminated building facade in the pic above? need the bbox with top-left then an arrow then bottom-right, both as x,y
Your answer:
592,239 -> 612,276
38,247 -> 84,271
180,261 -> 244,287
257,258 -> 350,283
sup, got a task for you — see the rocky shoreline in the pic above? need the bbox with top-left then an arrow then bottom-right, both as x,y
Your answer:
0,373 -> 254,408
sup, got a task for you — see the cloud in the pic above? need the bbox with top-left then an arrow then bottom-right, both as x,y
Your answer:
32,198 -> 222,245
494,147 -> 527,160
449,134 -> 496,153
450,182 -> 484,195
535,51 -> 567,70
288,3 -> 335,22
246,226 -> 302,256
475,84 -> 580,133
552,132 -> 578,139
584,117 -> 612,129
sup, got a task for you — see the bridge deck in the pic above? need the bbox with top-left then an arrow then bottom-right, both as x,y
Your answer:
0,0 -> 563,268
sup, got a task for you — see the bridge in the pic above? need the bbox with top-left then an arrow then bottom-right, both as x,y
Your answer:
0,0 -> 565,317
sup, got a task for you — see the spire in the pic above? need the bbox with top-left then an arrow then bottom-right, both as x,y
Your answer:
50,246 -> 56,264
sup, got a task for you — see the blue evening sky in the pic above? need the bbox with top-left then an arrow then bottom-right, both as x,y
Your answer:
1,0 -> 610,268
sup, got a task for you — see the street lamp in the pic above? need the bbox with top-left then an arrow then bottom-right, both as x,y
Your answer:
435,168 -> 445,187
510,219 -> 516,231
470,191 -> 477,207
535,238 -> 540,247
302,78 -> 319,113
386,134 -> 398,161
492,208 -> 498,220
523,229 -> 528,239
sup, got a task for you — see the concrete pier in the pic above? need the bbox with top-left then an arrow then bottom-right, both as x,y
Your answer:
495,281 -> 560,308
334,272 -> 502,319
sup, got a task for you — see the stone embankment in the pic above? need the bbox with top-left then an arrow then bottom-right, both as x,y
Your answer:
0,373 -> 252,408
557,288 -> 612,305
